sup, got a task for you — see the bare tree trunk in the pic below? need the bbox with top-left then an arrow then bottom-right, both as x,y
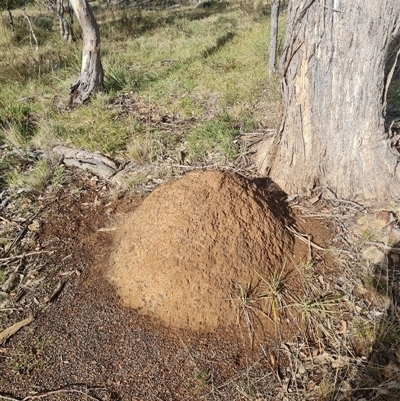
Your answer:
56,0 -> 73,42
22,8 -> 39,51
69,0 -> 103,105
257,0 -> 400,201
6,7 -> 15,37
268,0 -> 279,75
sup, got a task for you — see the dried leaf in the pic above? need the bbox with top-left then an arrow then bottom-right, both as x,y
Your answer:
338,320 -> 347,334
270,353 -> 276,368
28,220 -> 40,232
383,361 -> 400,380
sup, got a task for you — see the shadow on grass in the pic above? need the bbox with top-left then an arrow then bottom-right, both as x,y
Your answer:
123,27 -> 237,91
100,2 -> 230,40
202,31 -> 235,58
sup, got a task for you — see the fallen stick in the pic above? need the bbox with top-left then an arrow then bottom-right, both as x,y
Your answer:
23,388 -> 105,401
364,241 -> 400,253
0,387 -> 106,401
0,251 -> 52,262
285,225 -> 327,251
0,315 -> 34,345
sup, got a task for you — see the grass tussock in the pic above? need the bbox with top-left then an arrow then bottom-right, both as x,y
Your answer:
5,157 -> 64,191
1,0 -> 281,179
3,2 -> 400,400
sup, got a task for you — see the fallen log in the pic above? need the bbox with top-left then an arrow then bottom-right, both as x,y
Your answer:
52,145 -> 118,180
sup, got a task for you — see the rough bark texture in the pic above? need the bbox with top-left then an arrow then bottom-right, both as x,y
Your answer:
56,0 -> 73,42
257,0 -> 400,201
6,8 -> 15,37
69,0 -> 103,105
52,145 -> 117,180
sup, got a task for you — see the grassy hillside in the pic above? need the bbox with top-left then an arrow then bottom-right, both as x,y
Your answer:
0,0 -> 284,189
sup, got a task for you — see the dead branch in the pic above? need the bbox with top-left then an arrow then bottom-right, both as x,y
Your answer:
0,386 -> 107,401
0,315 -> 34,345
0,251 -> 52,263
285,225 -> 327,251
52,145 -> 118,180
364,241 -> 400,253
22,9 -> 39,51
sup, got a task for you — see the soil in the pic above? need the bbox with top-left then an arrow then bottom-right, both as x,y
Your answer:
107,170 -> 295,333
0,170 -> 334,400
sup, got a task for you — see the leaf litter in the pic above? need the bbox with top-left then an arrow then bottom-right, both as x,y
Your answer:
0,148 -> 400,400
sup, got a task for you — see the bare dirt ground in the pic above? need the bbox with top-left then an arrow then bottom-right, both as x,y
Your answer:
1,165 -> 399,401
0,166 -> 334,400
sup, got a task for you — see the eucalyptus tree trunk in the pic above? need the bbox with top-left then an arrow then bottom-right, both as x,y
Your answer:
6,7 -> 15,37
69,0 -> 103,105
22,8 -> 39,51
56,0 -> 73,42
257,0 -> 400,201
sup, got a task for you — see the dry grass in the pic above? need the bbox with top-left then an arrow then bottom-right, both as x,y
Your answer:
1,0 -> 283,189
2,1 -> 400,400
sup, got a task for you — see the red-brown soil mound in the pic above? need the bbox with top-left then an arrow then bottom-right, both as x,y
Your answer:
107,170 -> 294,332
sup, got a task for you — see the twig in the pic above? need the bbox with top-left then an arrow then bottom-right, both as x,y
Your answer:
300,214 -> 353,219
0,216 -> 21,227
1,387 -> 107,401
0,315 -> 34,345
364,241 -> 400,253
285,225 -> 327,251
1,208 -> 45,259
24,388 -> 105,401
332,198 -> 364,209
0,251 -> 52,263
0,395 -> 20,401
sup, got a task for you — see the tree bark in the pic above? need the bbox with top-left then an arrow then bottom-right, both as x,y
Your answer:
69,0 -> 103,105
56,0 -> 73,42
22,9 -> 39,51
6,7 -> 15,37
268,0 -> 279,75
257,0 -> 400,201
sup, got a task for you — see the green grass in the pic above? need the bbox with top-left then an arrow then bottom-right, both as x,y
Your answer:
2,4 -> 400,400
254,265 -> 294,323
186,116 -> 238,161
7,159 -> 64,191
1,1 -> 281,172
